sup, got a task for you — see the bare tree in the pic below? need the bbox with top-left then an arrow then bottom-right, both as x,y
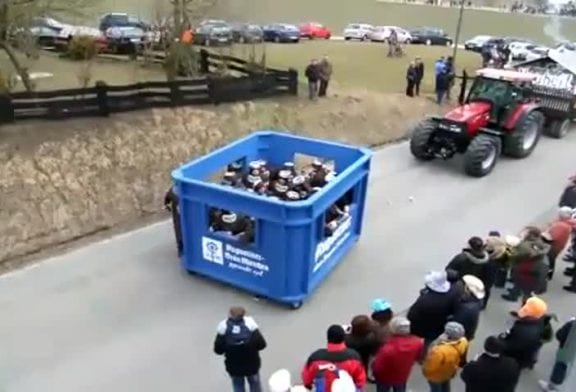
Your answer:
0,0 -> 100,92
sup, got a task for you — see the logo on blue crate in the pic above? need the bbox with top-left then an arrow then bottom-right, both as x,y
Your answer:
202,237 -> 224,265
201,236 -> 269,277
313,216 -> 352,273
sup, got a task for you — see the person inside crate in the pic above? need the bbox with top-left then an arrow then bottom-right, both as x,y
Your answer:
210,210 -> 255,244
324,203 -> 350,236
291,175 -> 313,199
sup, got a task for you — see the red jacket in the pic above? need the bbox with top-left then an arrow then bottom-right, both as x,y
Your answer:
548,219 -> 576,254
302,342 -> 366,390
372,335 -> 424,385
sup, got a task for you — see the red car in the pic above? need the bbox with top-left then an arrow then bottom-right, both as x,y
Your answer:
299,22 -> 331,39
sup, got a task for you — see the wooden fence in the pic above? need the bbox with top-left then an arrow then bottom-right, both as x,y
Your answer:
0,50 -> 298,124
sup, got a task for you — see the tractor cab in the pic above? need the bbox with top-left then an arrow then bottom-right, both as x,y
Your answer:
465,68 -> 538,124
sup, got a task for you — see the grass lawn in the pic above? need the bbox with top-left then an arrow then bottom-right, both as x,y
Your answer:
91,0 -> 571,45
259,40 -> 481,94
0,52 -> 166,91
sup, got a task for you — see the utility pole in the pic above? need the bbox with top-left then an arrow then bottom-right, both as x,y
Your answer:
451,0 -> 466,68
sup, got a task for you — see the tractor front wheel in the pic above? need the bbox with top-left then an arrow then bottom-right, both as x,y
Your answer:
503,110 -> 544,158
464,134 -> 501,177
545,118 -> 571,139
409,119 -> 437,161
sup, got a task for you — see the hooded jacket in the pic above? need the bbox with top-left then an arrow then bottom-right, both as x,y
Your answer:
501,316 -> 551,368
461,353 -> 520,392
423,336 -> 469,383
372,334 -> 424,385
344,327 -> 381,371
510,238 -> 550,293
446,249 -> 495,288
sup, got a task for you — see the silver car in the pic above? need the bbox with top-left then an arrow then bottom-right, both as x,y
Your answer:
369,26 -> 412,43
343,23 -> 374,41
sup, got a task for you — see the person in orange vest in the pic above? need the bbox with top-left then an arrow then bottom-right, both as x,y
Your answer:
182,25 -> 193,44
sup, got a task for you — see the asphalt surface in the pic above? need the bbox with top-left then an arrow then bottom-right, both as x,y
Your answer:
1,131 -> 575,392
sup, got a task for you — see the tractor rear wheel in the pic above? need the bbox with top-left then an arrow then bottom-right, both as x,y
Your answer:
464,134 -> 501,177
545,118 -> 571,139
503,110 -> 544,158
409,119 -> 436,161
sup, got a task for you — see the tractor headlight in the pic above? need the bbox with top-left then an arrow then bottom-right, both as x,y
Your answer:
438,122 -> 464,133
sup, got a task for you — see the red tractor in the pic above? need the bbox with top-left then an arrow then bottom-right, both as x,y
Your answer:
409,68 -> 547,177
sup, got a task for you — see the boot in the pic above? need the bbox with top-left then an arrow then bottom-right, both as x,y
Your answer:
563,285 -> 576,293
538,380 -> 560,391
501,292 -> 519,302
564,268 -> 574,277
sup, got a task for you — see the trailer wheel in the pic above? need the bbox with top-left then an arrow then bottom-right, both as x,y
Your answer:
545,118 -> 571,139
503,110 -> 544,158
290,301 -> 303,310
409,119 -> 436,161
464,134 -> 501,177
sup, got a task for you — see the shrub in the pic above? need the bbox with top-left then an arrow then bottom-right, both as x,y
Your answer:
66,36 -> 99,61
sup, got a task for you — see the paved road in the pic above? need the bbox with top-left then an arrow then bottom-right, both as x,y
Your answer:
1,131 -> 575,391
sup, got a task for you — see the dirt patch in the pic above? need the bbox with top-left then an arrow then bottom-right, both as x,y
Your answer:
0,90 -> 442,265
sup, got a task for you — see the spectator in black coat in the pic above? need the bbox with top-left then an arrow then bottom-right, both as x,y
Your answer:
214,306 -> 267,392
500,297 -> 553,369
461,336 -> 520,392
414,57 -> 424,96
559,179 -> 576,208
444,56 -> 455,100
344,314 -> 381,372
407,271 -> 455,347
446,236 -> 495,308
305,59 -> 320,100
435,69 -> 450,105
452,275 -> 485,341
406,61 -> 417,97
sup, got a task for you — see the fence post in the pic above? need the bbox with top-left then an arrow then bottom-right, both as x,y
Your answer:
287,68 -> 298,96
169,80 -> 182,106
199,49 -> 210,74
0,94 -> 15,124
95,81 -> 110,117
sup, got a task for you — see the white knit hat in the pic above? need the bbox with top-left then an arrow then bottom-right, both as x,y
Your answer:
268,369 -> 291,392
559,206 -> 575,220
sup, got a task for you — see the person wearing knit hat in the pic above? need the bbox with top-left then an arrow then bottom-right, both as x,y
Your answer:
423,321 -> 469,392
372,316 -> 424,391
301,325 -> 366,391
370,298 -> 394,345
461,336 -> 520,392
452,276 -> 484,341
500,296 -> 554,369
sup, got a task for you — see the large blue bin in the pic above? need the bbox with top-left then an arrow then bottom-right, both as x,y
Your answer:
172,131 -> 372,308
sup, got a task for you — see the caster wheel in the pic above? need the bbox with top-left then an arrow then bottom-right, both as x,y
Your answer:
290,301 -> 303,310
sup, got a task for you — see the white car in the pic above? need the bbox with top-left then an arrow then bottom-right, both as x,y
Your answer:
509,42 -> 549,62
464,35 -> 493,52
343,23 -> 374,41
369,26 -> 412,43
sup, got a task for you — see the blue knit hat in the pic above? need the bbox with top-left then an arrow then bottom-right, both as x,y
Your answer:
370,298 -> 391,313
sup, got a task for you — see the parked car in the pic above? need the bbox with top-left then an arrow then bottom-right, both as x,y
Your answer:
368,26 -> 412,43
464,35 -> 494,52
299,22 -> 331,39
99,13 -> 149,32
342,23 -> 374,41
231,23 -> 263,43
262,23 -> 300,43
194,20 -> 233,46
409,27 -> 453,46
105,26 -> 146,54
29,17 -> 67,46
509,42 -> 549,61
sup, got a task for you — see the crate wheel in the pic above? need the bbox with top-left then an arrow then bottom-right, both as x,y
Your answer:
290,301 -> 303,310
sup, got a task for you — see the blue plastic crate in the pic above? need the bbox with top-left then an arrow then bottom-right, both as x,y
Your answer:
172,130 -> 372,308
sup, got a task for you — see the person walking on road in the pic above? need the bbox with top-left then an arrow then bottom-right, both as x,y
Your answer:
406,61 -> 417,97
446,236 -> 494,308
305,59 -> 321,100
500,296 -> 553,370
214,306 -> 267,392
423,322 -> 469,392
164,185 -> 182,256
301,324 -> 367,392
407,271 -> 456,348
372,317 -> 425,392
461,335 -> 520,392
539,317 -> 576,391
414,57 -> 424,96
451,275 -> 485,341
318,55 -> 333,97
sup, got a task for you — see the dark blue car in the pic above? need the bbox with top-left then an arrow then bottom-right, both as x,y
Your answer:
262,23 -> 300,43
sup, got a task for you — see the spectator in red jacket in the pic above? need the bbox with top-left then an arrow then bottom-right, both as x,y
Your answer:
302,324 -> 366,391
372,316 -> 424,392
